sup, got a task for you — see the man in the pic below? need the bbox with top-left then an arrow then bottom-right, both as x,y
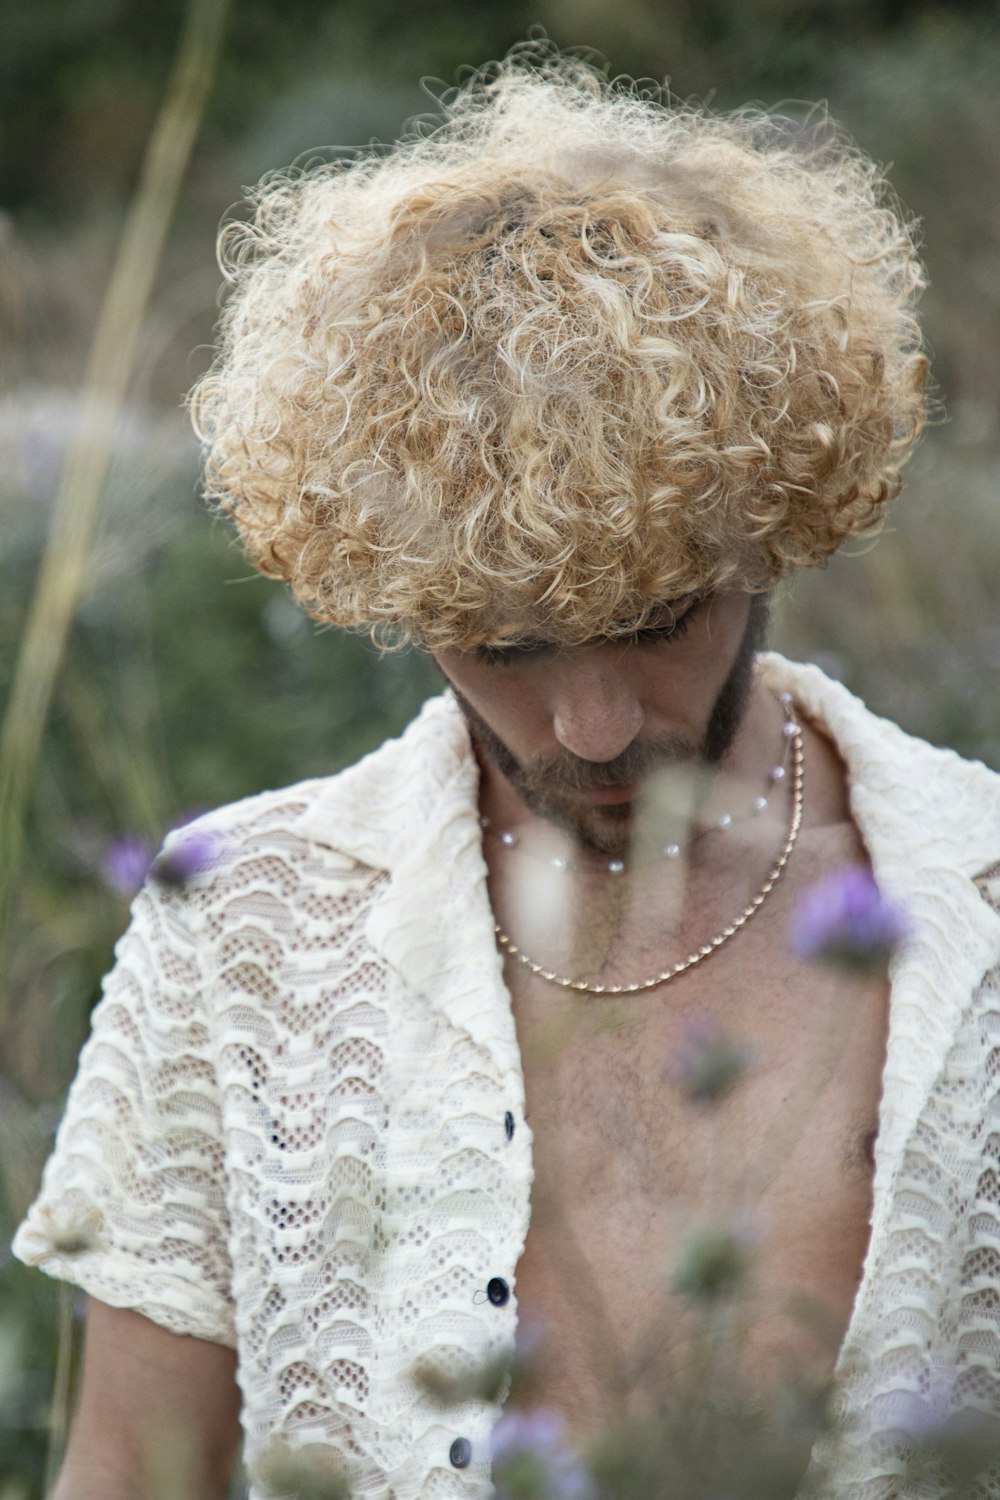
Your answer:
14,47 -> 1000,1500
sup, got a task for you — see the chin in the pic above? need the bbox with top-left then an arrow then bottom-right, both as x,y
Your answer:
580,808 -> 634,857
524,787 -> 634,858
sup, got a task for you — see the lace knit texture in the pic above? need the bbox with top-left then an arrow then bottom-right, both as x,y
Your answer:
12,654 -> 1000,1499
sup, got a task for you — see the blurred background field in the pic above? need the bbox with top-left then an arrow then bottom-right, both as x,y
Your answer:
2,0 -> 999,1493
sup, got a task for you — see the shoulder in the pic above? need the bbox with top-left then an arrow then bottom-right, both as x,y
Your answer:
759,652 -> 1000,814
759,653 -> 1000,928
761,650 -> 998,771
164,777 -> 363,870
162,691 -> 463,873
144,691 -> 469,938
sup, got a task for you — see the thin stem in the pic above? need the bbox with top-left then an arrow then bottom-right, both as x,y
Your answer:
43,1283 -> 76,1495
0,0 -> 230,1007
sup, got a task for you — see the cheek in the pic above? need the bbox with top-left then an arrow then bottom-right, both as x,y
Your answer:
691,599 -> 754,679
640,605 -> 751,714
436,657 -> 546,744
638,658 -> 718,732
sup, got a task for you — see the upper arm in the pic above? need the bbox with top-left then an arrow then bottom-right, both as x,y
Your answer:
13,873 -> 236,1346
53,1298 -> 242,1500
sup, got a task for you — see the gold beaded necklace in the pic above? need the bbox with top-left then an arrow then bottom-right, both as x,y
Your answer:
492,709 -> 804,996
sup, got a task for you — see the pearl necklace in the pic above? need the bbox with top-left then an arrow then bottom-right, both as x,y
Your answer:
491,702 -> 804,996
483,694 -> 798,876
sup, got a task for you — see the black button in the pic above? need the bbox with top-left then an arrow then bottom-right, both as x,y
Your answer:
504,1111 -> 515,1141
486,1277 -> 510,1306
449,1437 -> 472,1469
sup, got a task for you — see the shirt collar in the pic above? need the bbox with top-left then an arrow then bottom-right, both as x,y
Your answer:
757,653 -> 1000,1343
303,654 -> 1000,1100
308,651 -> 1000,888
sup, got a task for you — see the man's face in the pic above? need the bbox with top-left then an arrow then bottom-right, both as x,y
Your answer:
434,592 -> 771,857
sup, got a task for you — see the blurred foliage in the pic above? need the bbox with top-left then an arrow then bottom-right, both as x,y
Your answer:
3,0 -> 1000,1494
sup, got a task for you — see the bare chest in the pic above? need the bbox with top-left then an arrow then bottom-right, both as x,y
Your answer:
502,907 -> 890,1440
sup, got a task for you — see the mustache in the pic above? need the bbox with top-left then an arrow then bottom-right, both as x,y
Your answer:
518,735 -> 698,793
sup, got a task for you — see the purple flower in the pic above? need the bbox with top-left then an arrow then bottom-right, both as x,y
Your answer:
883,1379 -> 1000,1485
671,1016 -> 755,1104
503,1312 -> 549,1404
100,835 -> 153,897
790,865 -> 909,973
254,1439 -> 350,1500
670,1218 -> 763,1303
491,1409 -> 596,1500
169,806 -> 211,831
150,828 -> 220,889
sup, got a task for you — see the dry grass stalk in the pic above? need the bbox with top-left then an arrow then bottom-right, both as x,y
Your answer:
0,0 -> 230,996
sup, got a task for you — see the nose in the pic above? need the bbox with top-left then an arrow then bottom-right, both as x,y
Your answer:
550,653 -> 644,764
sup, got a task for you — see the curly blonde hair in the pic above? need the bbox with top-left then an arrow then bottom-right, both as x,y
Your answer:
190,44 -> 929,651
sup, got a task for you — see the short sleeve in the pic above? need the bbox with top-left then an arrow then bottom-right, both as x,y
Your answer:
11,875 -> 235,1347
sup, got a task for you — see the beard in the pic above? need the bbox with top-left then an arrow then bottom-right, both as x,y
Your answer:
450,594 -> 772,858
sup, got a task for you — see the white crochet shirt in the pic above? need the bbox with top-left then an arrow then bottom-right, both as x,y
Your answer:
13,654 -> 1000,1499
